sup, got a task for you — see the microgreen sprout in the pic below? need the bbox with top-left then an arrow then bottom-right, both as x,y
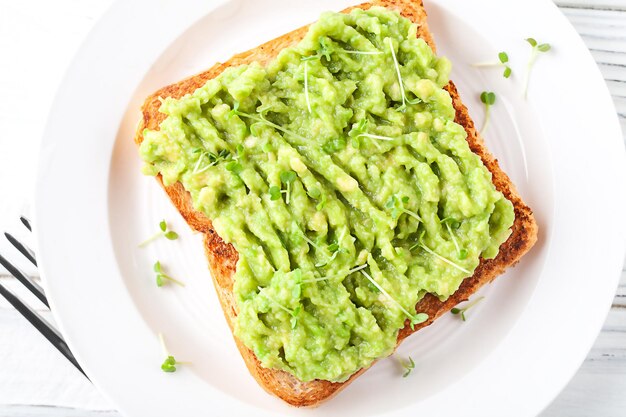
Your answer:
473,51 -> 512,79
314,242 -> 344,267
388,37 -> 406,111
225,160 -> 243,175
258,286 -> 302,329
139,220 -> 179,247
387,38 -> 421,112
302,263 -> 367,284
441,217 -> 468,260
359,133 -> 394,141
303,60 -> 312,114
348,119 -> 394,150
153,261 -> 185,287
411,232 -> 471,274
307,187 -> 326,210
343,50 -> 383,55
315,194 -> 327,211
192,148 -> 230,174
280,170 -> 297,204
229,102 -> 307,142
302,38 -> 383,63
268,170 -> 297,204
300,233 -> 320,250
479,91 -> 496,135
523,38 -> 551,98
385,195 -> 422,222
451,296 -> 485,321
401,356 -> 415,377
348,119 -> 368,148
292,269 -> 302,299
360,268 -> 428,330
158,333 -> 187,373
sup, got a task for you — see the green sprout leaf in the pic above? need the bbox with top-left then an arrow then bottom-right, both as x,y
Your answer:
316,194 -> 327,211
450,296 -> 485,322
314,242 -> 344,268
322,136 -> 347,153
225,161 -> 243,174
161,355 -> 177,373
164,231 -> 178,240
480,91 -> 496,105
158,333 -> 187,373
479,91 -> 496,135
290,305 -> 302,329
498,52 -> 509,63
269,185 -> 281,201
139,220 -> 179,247
280,170 -> 297,183
537,43 -> 551,52
402,356 -> 415,378
523,38 -> 552,98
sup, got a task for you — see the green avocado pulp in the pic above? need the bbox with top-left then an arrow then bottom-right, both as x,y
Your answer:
140,7 -> 515,382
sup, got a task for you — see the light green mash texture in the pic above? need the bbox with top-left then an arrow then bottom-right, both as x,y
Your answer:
140,7 -> 514,382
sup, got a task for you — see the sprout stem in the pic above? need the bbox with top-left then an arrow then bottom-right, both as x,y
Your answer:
388,38 -> 407,109
414,242 -> 471,274
139,232 -> 162,248
523,49 -> 538,99
304,61 -> 312,114
480,104 -> 491,135
358,133 -> 394,141
360,269 -> 419,323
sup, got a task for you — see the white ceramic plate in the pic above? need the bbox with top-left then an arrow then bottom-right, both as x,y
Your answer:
35,0 -> 626,416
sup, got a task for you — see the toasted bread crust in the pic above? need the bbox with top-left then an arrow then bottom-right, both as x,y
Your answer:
134,0 -> 538,407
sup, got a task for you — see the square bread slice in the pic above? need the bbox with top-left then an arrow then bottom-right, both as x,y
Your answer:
134,0 -> 538,407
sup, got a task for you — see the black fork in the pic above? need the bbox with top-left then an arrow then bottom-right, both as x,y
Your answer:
0,216 -> 88,378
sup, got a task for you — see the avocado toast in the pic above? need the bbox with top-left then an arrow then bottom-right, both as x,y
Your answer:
135,0 -> 538,406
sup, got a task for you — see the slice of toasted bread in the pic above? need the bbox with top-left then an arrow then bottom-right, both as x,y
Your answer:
135,0 -> 538,407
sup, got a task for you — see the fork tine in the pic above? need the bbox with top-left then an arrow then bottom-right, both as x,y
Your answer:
20,216 -> 32,232
0,280 -> 87,378
5,233 -> 37,266
0,253 -> 48,307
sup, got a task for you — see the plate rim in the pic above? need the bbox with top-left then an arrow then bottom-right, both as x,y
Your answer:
34,0 -> 626,416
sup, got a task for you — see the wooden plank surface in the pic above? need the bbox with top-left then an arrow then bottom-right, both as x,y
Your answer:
0,1 -> 624,416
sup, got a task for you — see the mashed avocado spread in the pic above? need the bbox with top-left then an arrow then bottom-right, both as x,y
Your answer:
140,7 -> 515,382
